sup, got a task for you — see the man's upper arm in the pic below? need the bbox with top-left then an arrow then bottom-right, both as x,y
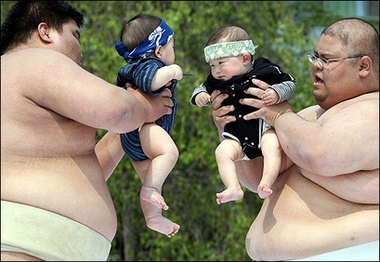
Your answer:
294,100 -> 378,176
24,49 -> 143,131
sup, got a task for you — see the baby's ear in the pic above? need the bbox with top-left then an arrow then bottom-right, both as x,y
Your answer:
242,53 -> 252,64
154,46 -> 162,58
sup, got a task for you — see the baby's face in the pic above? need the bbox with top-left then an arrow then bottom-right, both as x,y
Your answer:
209,55 -> 246,81
159,38 -> 175,65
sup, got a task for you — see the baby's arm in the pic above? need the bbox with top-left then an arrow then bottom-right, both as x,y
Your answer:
265,80 -> 296,105
195,92 -> 211,107
190,83 -> 211,106
262,88 -> 279,105
151,64 -> 183,91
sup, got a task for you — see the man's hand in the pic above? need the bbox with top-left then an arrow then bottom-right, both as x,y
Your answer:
128,87 -> 173,123
241,79 -> 293,127
210,90 -> 236,139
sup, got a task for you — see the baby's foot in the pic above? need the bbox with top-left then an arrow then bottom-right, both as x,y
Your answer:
146,215 -> 180,238
216,188 -> 244,205
140,186 -> 169,210
257,183 -> 273,199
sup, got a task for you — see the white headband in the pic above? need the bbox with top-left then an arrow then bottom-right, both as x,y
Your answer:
204,40 -> 257,63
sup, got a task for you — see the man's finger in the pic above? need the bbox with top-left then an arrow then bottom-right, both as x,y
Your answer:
240,97 -> 263,109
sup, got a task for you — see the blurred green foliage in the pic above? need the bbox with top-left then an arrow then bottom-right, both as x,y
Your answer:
1,1 -> 378,261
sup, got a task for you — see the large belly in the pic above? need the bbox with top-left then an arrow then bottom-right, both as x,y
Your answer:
246,165 -> 379,261
1,154 -> 117,242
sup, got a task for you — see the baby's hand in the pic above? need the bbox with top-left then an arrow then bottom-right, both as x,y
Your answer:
195,92 -> 211,107
262,88 -> 279,105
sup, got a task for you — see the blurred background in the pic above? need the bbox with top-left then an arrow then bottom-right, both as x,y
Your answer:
1,1 -> 378,261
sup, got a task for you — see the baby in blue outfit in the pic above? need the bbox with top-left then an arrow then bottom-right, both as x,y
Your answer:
115,13 -> 182,238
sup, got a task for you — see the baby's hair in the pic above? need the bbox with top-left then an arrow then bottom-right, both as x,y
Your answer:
120,13 -> 161,52
206,25 -> 250,46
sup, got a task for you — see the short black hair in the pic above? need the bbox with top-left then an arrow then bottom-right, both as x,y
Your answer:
1,1 -> 84,55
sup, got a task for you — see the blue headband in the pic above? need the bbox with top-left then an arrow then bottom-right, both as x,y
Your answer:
115,20 -> 174,64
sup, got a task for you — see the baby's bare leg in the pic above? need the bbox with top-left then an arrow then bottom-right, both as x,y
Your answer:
140,186 -> 168,210
134,161 -> 180,237
141,198 -> 180,238
133,159 -> 169,209
131,124 -> 180,237
258,129 -> 282,199
138,124 -> 179,209
257,182 -> 273,199
215,139 -> 245,204
216,188 -> 244,205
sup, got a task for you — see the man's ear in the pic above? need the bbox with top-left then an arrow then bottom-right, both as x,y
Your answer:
358,56 -> 371,78
37,22 -> 53,43
154,46 -> 162,58
242,53 -> 252,65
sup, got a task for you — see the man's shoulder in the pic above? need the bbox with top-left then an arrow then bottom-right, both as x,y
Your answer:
348,91 -> 379,111
339,91 -> 378,109
318,92 -> 379,123
3,48 -> 67,63
360,91 -> 379,100
2,48 -> 73,84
